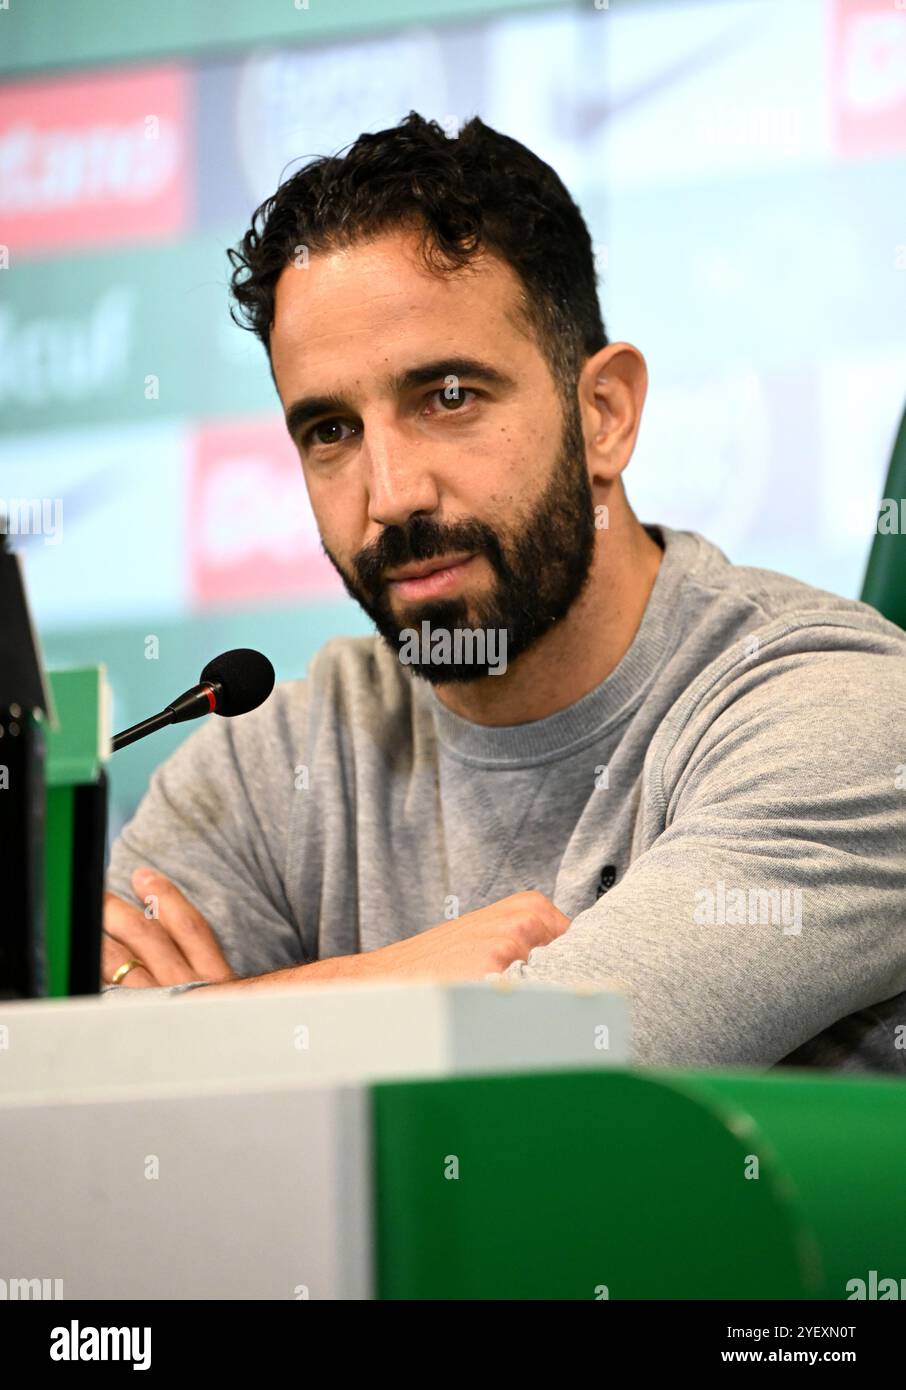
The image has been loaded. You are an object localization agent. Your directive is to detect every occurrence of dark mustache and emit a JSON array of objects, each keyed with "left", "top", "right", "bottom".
[{"left": 354, "top": 516, "right": 504, "bottom": 592}]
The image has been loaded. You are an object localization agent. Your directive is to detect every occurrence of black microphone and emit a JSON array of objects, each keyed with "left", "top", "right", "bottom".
[{"left": 111, "top": 649, "right": 275, "bottom": 752}]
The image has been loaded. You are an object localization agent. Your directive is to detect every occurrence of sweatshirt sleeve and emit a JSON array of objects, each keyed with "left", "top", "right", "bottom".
[
  {"left": 495, "top": 638, "right": 906, "bottom": 1069},
  {"left": 102, "top": 680, "right": 307, "bottom": 998}
]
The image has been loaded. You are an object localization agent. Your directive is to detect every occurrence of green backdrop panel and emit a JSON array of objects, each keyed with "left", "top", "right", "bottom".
[{"left": 1, "top": 0, "right": 572, "bottom": 76}]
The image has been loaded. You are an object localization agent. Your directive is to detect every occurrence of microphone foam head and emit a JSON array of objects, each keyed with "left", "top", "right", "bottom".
[{"left": 200, "top": 648, "right": 275, "bottom": 717}]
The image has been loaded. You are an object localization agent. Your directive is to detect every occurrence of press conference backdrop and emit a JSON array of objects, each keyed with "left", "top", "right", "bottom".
[{"left": 1, "top": 0, "right": 904, "bottom": 835}]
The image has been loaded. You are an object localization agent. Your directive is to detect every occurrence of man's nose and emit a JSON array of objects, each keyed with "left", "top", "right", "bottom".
[{"left": 364, "top": 428, "right": 441, "bottom": 529}]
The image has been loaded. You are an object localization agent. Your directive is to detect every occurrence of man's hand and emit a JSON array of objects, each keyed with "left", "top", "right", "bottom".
[
  {"left": 102, "top": 867, "right": 238, "bottom": 988},
  {"left": 352, "top": 890, "right": 572, "bottom": 983},
  {"left": 197, "top": 890, "right": 572, "bottom": 995}
]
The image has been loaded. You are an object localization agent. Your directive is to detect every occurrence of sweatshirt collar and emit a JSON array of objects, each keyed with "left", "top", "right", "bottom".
[{"left": 421, "top": 524, "right": 700, "bottom": 768}]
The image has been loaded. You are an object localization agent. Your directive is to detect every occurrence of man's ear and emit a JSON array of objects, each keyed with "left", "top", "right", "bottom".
[{"left": 579, "top": 343, "right": 648, "bottom": 488}]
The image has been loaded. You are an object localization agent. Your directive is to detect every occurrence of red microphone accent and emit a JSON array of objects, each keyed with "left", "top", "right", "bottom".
[{"left": 204, "top": 684, "right": 217, "bottom": 713}]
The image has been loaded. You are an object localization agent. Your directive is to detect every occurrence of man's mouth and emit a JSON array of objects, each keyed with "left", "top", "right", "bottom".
[{"left": 385, "top": 553, "right": 476, "bottom": 600}]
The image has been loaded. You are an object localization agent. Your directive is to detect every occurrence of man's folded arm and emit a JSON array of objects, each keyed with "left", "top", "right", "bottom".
[
  {"left": 102, "top": 684, "right": 308, "bottom": 998},
  {"left": 493, "top": 647, "right": 906, "bottom": 1069}
]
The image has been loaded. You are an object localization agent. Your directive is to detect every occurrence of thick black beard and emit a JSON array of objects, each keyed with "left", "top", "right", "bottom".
[{"left": 321, "top": 393, "right": 597, "bottom": 684}]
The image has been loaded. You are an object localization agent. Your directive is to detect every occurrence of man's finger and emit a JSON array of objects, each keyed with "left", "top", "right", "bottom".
[
  {"left": 130, "top": 868, "right": 237, "bottom": 982},
  {"left": 100, "top": 929, "right": 159, "bottom": 989},
  {"left": 104, "top": 889, "right": 200, "bottom": 985}
]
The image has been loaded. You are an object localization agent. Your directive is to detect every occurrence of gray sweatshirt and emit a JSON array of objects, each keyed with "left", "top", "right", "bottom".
[{"left": 104, "top": 524, "right": 906, "bottom": 1074}]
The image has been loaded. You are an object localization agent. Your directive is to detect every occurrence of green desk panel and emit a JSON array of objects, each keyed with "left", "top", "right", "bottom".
[{"left": 373, "top": 1068, "right": 822, "bottom": 1300}]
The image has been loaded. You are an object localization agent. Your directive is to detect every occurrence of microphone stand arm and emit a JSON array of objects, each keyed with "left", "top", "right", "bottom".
[{"left": 111, "top": 681, "right": 223, "bottom": 753}]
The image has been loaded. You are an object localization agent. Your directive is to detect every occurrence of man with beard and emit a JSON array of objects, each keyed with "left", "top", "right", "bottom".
[{"left": 103, "top": 115, "right": 906, "bottom": 1073}]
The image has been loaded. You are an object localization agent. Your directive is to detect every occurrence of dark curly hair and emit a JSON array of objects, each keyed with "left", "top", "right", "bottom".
[{"left": 227, "top": 111, "right": 608, "bottom": 398}]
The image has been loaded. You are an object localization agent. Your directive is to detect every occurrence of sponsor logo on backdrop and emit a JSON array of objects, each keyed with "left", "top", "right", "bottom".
[
  {"left": 0, "top": 65, "right": 190, "bottom": 257},
  {"left": 0, "top": 288, "right": 136, "bottom": 407},
  {"left": 189, "top": 417, "right": 341, "bottom": 609},
  {"left": 232, "top": 37, "right": 447, "bottom": 210}
]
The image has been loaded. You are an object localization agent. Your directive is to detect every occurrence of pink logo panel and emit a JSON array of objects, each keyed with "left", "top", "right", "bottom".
[
  {"left": 832, "top": 0, "right": 906, "bottom": 158},
  {"left": 189, "top": 417, "right": 341, "bottom": 610},
  {"left": 0, "top": 64, "right": 191, "bottom": 256}
]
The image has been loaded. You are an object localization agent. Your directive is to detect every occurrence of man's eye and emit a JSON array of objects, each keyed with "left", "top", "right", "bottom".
[
  {"left": 303, "top": 388, "right": 478, "bottom": 450},
  {"left": 429, "top": 386, "right": 477, "bottom": 413},
  {"left": 305, "top": 419, "right": 355, "bottom": 448}
]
